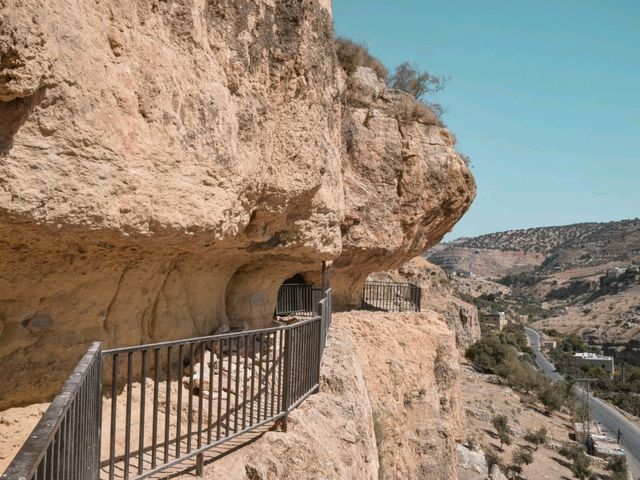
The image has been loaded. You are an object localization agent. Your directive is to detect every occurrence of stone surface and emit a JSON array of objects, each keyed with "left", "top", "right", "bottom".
[
  {"left": 330, "top": 71, "right": 476, "bottom": 309},
  {"left": 192, "top": 318, "right": 379, "bottom": 480},
  {"left": 184, "top": 310, "right": 463, "bottom": 480},
  {"left": 335, "top": 311, "right": 463, "bottom": 480},
  {"left": 456, "top": 444, "right": 489, "bottom": 477},
  {"left": 368, "top": 256, "right": 481, "bottom": 348},
  {"left": 0, "top": 0, "right": 475, "bottom": 408}
]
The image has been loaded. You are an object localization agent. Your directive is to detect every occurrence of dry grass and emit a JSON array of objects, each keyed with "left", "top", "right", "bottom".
[
  {"left": 394, "top": 95, "right": 442, "bottom": 126},
  {"left": 335, "top": 37, "right": 388, "bottom": 81}
]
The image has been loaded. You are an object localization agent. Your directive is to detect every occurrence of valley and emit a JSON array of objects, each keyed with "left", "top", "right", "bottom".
[{"left": 427, "top": 219, "right": 640, "bottom": 352}]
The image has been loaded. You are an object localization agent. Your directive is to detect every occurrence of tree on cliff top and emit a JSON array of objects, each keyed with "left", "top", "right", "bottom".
[{"left": 389, "top": 62, "right": 448, "bottom": 99}]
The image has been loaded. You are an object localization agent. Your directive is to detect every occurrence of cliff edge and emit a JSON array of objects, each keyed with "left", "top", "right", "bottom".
[{"left": 0, "top": 0, "right": 475, "bottom": 409}]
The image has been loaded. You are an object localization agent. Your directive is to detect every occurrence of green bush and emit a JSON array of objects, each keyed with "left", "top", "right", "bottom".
[
  {"left": 606, "top": 455, "right": 628, "bottom": 480},
  {"left": 559, "top": 443, "right": 595, "bottom": 480},
  {"left": 492, "top": 414, "right": 512, "bottom": 450},
  {"left": 466, "top": 325, "right": 545, "bottom": 395},
  {"left": 537, "top": 382, "right": 566, "bottom": 415},
  {"left": 511, "top": 446, "right": 533, "bottom": 470},
  {"left": 466, "top": 334, "right": 518, "bottom": 371}
]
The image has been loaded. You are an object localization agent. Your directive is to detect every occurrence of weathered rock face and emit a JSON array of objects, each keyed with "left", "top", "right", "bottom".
[
  {"left": 330, "top": 67, "right": 476, "bottom": 308},
  {"left": 368, "top": 256, "right": 481, "bottom": 348},
  {"left": 0, "top": 0, "right": 342, "bottom": 407},
  {"left": 186, "top": 311, "right": 463, "bottom": 480},
  {"left": 190, "top": 320, "right": 380, "bottom": 480},
  {"left": 0, "top": 0, "right": 475, "bottom": 408},
  {"left": 336, "top": 311, "right": 463, "bottom": 480}
]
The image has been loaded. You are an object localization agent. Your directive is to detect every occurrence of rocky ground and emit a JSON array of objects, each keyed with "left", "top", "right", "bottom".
[
  {"left": 457, "top": 365, "right": 610, "bottom": 480},
  {"left": 184, "top": 310, "right": 465, "bottom": 480},
  {"left": 0, "top": 309, "right": 469, "bottom": 480},
  {"left": 0, "top": 403, "right": 48, "bottom": 471}
]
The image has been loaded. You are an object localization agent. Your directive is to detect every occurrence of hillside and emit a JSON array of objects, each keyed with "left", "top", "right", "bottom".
[
  {"left": 427, "top": 219, "right": 640, "bottom": 349},
  {"left": 429, "top": 219, "right": 640, "bottom": 276}
]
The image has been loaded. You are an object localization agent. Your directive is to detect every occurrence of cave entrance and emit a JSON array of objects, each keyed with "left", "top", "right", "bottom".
[
  {"left": 276, "top": 273, "right": 319, "bottom": 317},
  {"left": 282, "top": 273, "right": 309, "bottom": 285}
]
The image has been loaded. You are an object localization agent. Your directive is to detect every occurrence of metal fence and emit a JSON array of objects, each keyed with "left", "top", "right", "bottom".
[
  {"left": 276, "top": 284, "right": 323, "bottom": 317},
  {"left": 361, "top": 281, "right": 421, "bottom": 312},
  {"left": 1, "top": 342, "right": 103, "bottom": 480},
  {"left": 3, "top": 289, "right": 332, "bottom": 480}
]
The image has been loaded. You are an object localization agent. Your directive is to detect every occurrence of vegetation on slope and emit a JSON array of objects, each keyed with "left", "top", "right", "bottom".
[
  {"left": 334, "top": 37, "right": 447, "bottom": 127},
  {"left": 548, "top": 335, "right": 640, "bottom": 417},
  {"left": 466, "top": 324, "right": 567, "bottom": 414}
]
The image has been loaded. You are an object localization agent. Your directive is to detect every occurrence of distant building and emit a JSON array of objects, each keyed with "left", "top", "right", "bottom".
[
  {"left": 542, "top": 340, "right": 557, "bottom": 350},
  {"left": 604, "top": 267, "right": 626, "bottom": 280},
  {"left": 573, "top": 352, "right": 615, "bottom": 376},
  {"left": 454, "top": 270, "right": 474, "bottom": 278},
  {"left": 479, "top": 312, "right": 507, "bottom": 334}
]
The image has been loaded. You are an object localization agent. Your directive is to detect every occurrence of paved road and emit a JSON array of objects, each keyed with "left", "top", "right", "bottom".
[{"left": 525, "top": 327, "right": 640, "bottom": 478}]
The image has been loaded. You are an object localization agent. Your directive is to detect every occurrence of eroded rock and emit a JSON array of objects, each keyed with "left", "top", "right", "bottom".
[{"left": 0, "top": 0, "right": 475, "bottom": 408}]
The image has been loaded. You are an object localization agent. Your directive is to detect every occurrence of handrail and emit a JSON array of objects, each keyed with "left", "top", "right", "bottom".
[
  {"left": 102, "top": 288, "right": 332, "bottom": 479},
  {"left": 1, "top": 342, "right": 103, "bottom": 480},
  {"left": 362, "top": 281, "right": 421, "bottom": 312},
  {"left": 103, "top": 315, "right": 321, "bottom": 355},
  {"left": 3, "top": 289, "right": 332, "bottom": 480}
]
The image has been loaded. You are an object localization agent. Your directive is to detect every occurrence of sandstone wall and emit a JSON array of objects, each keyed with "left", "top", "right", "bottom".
[
  {"left": 330, "top": 68, "right": 476, "bottom": 308},
  {"left": 0, "top": 0, "right": 475, "bottom": 408}
]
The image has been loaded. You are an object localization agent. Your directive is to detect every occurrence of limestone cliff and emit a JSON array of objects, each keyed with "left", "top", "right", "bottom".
[
  {"left": 0, "top": 0, "right": 475, "bottom": 408},
  {"left": 331, "top": 69, "right": 476, "bottom": 308},
  {"left": 189, "top": 311, "right": 462, "bottom": 480}
]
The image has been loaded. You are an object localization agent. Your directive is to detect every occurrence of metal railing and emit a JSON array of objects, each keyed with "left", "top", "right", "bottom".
[
  {"left": 1, "top": 342, "right": 103, "bottom": 480},
  {"left": 101, "top": 287, "right": 332, "bottom": 480},
  {"left": 276, "top": 284, "right": 323, "bottom": 317},
  {"left": 3, "top": 289, "right": 332, "bottom": 480},
  {"left": 361, "top": 281, "right": 421, "bottom": 312}
]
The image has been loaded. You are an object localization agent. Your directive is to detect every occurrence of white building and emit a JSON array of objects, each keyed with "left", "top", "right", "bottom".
[{"left": 573, "top": 352, "right": 615, "bottom": 375}]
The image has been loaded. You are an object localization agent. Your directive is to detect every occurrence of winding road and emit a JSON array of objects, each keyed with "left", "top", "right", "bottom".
[{"left": 525, "top": 327, "right": 640, "bottom": 479}]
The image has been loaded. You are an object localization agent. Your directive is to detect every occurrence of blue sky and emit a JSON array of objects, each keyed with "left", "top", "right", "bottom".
[{"left": 333, "top": 0, "right": 640, "bottom": 239}]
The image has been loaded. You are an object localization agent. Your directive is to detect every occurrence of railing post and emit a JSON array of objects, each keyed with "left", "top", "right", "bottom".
[
  {"left": 195, "top": 453, "right": 204, "bottom": 476},
  {"left": 315, "top": 311, "right": 323, "bottom": 393},
  {"left": 280, "top": 328, "right": 293, "bottom": 432},
  {"left": 94, "top": 346, "right": 103, "bottom": 480}
]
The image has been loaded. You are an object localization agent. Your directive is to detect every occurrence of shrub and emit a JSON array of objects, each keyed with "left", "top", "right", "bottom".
[
  {"left": 497, "top": 359, "right": 542, "bottom": 393},
  {"left": 571, "top": 452, "right": 594, "bottom": 480},
  {"left": 524, "top": 427, "right": 547, "bottom": 447},
  {"left": 559, "top": 443, "right": 594, "bottom": 480},
  {"left": 511, "top": 446, "right": 533, "bottom": 471},
  {"left": 485, "top": 451, "right": 502, "bottom": 472},
  {"left": 606, "top": 455, "right": 628, "bottom": 480},
  {"left": 334, "top": 37, "right": 388, "bottom": 80},
  {"left": 492, "top": 414, "right": 512, "bottom": 450},
  {"left": 537, "top": 382, "right": 566, "bottom": 415},
  {"left": 466, "top": 333, "right": 518, "bottom": 372},
  {"left": 393, "top": 96, "right": 441, "bottom": 126},
  {"left": 559, "top": 334, "right": 587, "bottom": 353}
]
